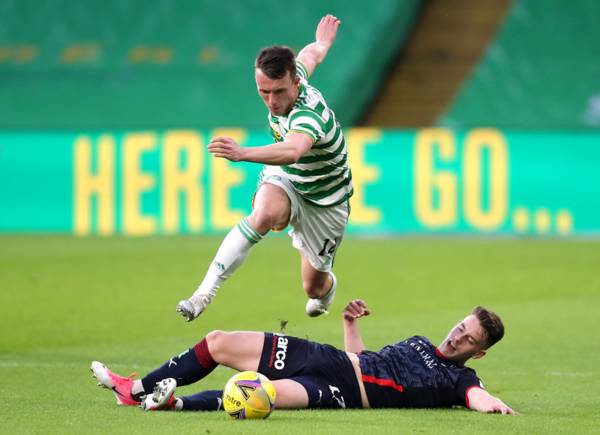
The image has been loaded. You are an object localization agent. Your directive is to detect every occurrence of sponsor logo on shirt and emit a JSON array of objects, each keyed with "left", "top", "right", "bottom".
[
  {"left": 268, "top": 333, "right": 289, "bottom": 370},
  {"left": 409, "top": 340, "right": 438, "bottom": 369}
]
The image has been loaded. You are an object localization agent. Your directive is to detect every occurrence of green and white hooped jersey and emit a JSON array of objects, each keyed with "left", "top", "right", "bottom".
[{"left": 265, "top": 61, "right": 353, "bottom": 207}]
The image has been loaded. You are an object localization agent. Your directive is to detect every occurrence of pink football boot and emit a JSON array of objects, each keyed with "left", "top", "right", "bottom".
[{"left": 91, "top": 361, "right": 141, "bottom": 406}]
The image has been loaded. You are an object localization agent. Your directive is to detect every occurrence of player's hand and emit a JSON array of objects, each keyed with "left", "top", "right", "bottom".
[
  {"left": 208, "top": 136, "right": 245, "bottom": 162},
  {"left": 315, "top": 14, "right": 341, "bottom": 47},
  {"left": 468, "top": 388, "right": 519, "bottom": 416},
  {"left": 487, "top": 400, "right": 518, "bottom": 415},
  {"left": 343, "top": 299, "right": 370, "bottom": 321}
]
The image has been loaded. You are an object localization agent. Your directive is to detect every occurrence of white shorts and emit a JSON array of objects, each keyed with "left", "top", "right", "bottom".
[{"left": 258, "top": 166, "right": 350, "bottom": 272}]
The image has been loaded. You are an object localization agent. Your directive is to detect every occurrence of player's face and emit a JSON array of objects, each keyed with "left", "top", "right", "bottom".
[
  {"left": 255, "top": 68, "right": 300, "bottom": 116},
  {"left": 438, "top": 314, "right": 487, "bottom": 364}
]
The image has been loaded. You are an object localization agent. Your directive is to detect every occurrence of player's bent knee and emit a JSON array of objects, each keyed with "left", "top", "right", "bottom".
[
  {"left": 249, "top": 209, "right": 278, "bottom": 233},
  {"left": 250, "top": 186, "right": 291, "bottom": 231},
  {"left": 205, "top": 330, "right": 228, "bottom": 355}
]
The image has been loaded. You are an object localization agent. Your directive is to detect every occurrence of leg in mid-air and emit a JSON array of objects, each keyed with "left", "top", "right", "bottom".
[
  {"left": 176, "top": 183, "right": 291, "bottom": 321},
  {"left": 91, "top": 330, "right": 265, "bottom": 407},
  {"left": 288, "top": 198, "right": 348, "bottom": 317},
  {"left": 301, "top": 253, "right": 337, "bottom": 317}
]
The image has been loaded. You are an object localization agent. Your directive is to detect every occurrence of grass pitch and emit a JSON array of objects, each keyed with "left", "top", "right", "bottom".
[{"left": 1, "top": 235, "right": 599, "bottom": 434}]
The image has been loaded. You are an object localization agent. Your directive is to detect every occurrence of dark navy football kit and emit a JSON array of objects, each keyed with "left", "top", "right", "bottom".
[
  {"left": 258, "top": 333, "right": 482, "bottom": 409},
  {"left": 258, "top": 333, "right": 363, "bottom": 409}
]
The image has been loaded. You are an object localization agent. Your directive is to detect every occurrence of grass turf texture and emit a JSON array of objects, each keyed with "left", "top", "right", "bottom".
[{"left": 1, "top": 235, "right": 598, "bottom": 434}]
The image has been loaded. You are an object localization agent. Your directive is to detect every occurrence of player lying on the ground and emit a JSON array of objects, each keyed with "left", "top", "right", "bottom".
[
  {"left": 177, "top": 14, "right": 353, "bottom": 321},
  {"left": 91, "top": 299, "right": 517, "bottom": 414}
]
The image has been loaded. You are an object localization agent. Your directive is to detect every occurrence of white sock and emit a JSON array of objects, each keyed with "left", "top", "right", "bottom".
[
  {"left": 191, "top": 218, "right": 263, "bottom": 303},
  {"left": 316, "top": 272, "right": 337, "bottom": 300},
  {"left": 131, "top": 380, "right": 144, "bottom": 396},
  {"left": 174, "top": 398, "right": 183, "bottom": 411},
  {"left": 326, "top": 272, "right": 337, "bottom": 296}
]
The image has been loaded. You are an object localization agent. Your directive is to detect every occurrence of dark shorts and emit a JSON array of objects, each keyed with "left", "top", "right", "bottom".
[{"left": 258, "top": 333, "right": 362, "bottom": 409}]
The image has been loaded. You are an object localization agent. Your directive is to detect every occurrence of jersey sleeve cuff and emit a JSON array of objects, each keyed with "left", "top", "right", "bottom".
[
  {"left": 288, "top": 129, "right": 317, "bottom": 143},
  {"left": 296, "top": 61, "right": 308, "bottom": 80}
]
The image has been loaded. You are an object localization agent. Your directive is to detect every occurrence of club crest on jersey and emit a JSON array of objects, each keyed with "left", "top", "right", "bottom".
[{"left": 271, "top": 125, "right": 284, "bottom": 142}]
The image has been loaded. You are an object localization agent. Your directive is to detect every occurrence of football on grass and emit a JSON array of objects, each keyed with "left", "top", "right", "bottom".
[{"left": 222, "top": 371, "right": 276, "bottom": 419}]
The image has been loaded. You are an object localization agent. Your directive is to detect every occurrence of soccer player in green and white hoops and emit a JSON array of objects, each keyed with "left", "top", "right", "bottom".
[{"left": 177, "top": 14, "right": 352, "bottom": 321}]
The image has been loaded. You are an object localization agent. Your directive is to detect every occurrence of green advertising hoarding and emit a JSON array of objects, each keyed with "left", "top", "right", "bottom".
[{"left": 0, "top": 128, "right": 597, "bottom": 236}]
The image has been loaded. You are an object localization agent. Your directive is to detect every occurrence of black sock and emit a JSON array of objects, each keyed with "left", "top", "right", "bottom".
[
  {"left": 181, "top": 390, "right": 224, "bottom": 411},
  {"left": 141, "top": 339, "right": 217, "bottom": 393}
]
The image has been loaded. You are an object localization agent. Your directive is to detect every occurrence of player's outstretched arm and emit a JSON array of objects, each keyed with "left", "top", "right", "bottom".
[
  {"left": 208, "top": 133, "right": 313, "bottom": 165},
  {"left": 297, "top": 14, "right": 341, "bottom": 79},
  {"left": 343, "top": 299, "right": 370, "bottom": 354},
  {"left": 467, "top": 387, "right": 518, "bottom": 415}
]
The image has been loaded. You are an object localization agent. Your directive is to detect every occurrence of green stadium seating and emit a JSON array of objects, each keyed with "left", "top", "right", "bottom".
[
  {"left": 0, "top": 0, "right": 420, "bottom": 129},
  {"left": 438, "top": 0, "right": 600, "bottom": 129}
]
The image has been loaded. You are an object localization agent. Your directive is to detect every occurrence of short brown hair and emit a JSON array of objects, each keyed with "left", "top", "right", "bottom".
[
  {"left": 255, "top": 45, "right": 296, "bottom": 80},
  {"left": 472, "top": 306, "right": 504, "bottom": 349}
]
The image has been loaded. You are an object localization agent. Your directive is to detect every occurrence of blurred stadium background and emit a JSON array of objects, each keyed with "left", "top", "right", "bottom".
[
  {"left": 1, "top": 1, "right": 599, "bottom": 433},
  {"left": 2, "top": 0, "right": 599, "bottom": 236}
]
